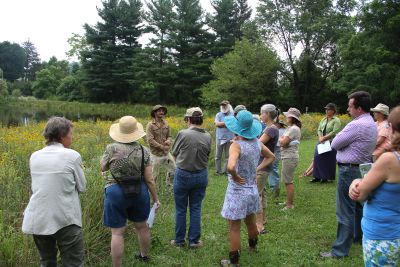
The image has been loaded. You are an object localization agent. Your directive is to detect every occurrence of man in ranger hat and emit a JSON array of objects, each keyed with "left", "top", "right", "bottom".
[
  {"left": 215, "top": 100, "right": 234, "bottom": 175},
  {"left": 146, "top": 105, "right": 176, "bottom": 186}
]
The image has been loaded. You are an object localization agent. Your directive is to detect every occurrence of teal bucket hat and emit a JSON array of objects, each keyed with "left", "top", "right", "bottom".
[{"left": 224, "top": 110, "right": 262, "bottom": 139}]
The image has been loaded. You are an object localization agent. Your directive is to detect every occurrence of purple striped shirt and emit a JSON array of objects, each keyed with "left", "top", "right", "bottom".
[{"left": 331, "top": 113, "right": 377, "bottom": 164}]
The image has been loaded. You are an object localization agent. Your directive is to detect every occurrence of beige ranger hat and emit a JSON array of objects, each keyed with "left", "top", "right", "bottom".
[
  {"left": 371, "top": 103, "right": 389, "bottom": 116},
  {"left": 109, "top": 116, "right": 146, "bottom": 143}
]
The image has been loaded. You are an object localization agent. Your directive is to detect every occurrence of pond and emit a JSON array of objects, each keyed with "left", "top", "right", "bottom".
[
  {"left": 1, "top": 101, "right": 120, "bottom": 127},
  {"left": 0, "top": 99, "right": 188, "bottom": 127}
]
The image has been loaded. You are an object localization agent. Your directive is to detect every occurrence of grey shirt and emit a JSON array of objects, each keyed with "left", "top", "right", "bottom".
[{"left": 172, "top": 126, "right": 212, "bottom": 172}]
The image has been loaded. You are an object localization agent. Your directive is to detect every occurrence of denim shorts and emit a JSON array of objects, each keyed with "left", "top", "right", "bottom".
[{"left": 103, "top": 182, "right": 150, "bottom": 228}]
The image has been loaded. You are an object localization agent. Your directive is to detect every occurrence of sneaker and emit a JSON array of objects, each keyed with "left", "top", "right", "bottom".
[
  {"left": 310, "top": 178, "right": 321, "bottom": 183},
  {"left": 134, "top": 252, "right": 150, "bottom": 262},
  {"left": 170, "top": 239, "right": 185, "bottom": 248},
  {"left": 258, "top": 229, "right": 268, "bottom": 235},
  {"left": 189, "top": 240, "right": 203, "bottom": 249},
  {"left": 278, "top": 202, "right": 287, "bottom": 206},
  {"left": 280, "top": 205, "right": 294, "bottom": 211}
]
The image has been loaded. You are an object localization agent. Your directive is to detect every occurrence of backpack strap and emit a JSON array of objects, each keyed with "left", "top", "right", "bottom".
[{"left": 111, "top": 145, "right": 144, "bottom": 181}]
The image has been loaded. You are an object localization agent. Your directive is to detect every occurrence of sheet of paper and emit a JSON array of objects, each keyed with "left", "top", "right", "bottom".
[{"left": 317, "top": 141, "right": 332, "bottom": 154}]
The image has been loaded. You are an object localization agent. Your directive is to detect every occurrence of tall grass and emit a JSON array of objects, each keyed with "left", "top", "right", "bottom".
[{"left": 0, "top": 108, "right": 362, "bottom": 266}]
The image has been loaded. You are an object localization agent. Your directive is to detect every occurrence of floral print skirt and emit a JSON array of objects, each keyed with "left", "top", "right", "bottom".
[
  {"left": 363, "top": 238, "right": 400, "bottom": 267},
  {"left": 221, "top": 184, "right": 260, "bottom": 220}
]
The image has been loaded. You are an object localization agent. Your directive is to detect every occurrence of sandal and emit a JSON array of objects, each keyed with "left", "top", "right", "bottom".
[{"left": 220, "top": 259, "right": 239, "bottom": 267}]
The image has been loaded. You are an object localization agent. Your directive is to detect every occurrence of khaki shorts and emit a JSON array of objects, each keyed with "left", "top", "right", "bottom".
[
  {"left": 281, "top": 158, "right": 298, "bottom": 184},
  {"left": 256, "top": 170, "right": 270, "bottom": 210}
]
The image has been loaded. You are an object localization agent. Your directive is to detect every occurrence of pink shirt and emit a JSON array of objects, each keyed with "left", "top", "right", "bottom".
[{"left": 373, "top": 120, "right": 392, "bottom": 157}]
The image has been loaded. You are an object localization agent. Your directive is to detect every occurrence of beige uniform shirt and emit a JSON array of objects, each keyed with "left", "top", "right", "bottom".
[{"left": 146, "top": 119, "right": 172, "bottom": 156}]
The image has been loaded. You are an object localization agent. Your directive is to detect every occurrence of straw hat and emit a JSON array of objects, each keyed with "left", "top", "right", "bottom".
[
  {"left": 224, "top": 110, "right": 262, "bottom": 139},
  {"left": 371, "top": 103, "right": 389, "bottom": 116},
  {"left": 109, "top": 116, "right": 146, "bottom": 143},
  {"left": 283, "top": 108, "right": 301, "bottom": 122}
]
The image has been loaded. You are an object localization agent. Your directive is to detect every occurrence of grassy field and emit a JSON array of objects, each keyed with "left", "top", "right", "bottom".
[{"left": 0, "top": 113, "right": 363, "bottom": 266}]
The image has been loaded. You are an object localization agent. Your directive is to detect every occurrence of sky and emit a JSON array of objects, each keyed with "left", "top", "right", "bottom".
[{"left": 1, "top": 0, "right": 258, "bottom": 62}]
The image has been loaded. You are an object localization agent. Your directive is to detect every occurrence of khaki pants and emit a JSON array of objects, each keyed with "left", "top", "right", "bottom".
[
  {"left": 281, "top": 158, "right": 298, "bottom": 184},
  {"left": 256, "top": 170, "right": 271, "bottom": 211},
  {"left": 151, "top": 153, "right": 176, "bottom": 184}
]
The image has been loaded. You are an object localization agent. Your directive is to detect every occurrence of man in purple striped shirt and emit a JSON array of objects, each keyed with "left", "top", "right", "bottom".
[{"left": 320, "top": 91, "right": 377, "bottom": 259}]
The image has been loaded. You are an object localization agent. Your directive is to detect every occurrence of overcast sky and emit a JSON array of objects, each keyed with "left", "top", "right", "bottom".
[{"left": 1, "top": 0, "right": 257, "bottom": 62}]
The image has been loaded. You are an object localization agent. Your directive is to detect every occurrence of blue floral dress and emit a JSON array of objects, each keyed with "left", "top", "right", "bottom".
[{"left": 221, "top": 139, "right": 261, "bottom": 220}]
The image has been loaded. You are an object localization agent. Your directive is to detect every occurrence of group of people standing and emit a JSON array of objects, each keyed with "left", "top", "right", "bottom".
[{"left": 21, "top": 91, "right": 400, "bottom": 267}]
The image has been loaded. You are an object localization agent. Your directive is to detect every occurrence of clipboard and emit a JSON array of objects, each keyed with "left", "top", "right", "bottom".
[{"left": 317, "top": 141, "right": 332, "bottom": 154}]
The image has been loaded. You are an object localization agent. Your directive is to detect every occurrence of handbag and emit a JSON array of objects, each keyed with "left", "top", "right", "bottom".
[{"left": 111, "top": 145, "right": 144, "bottom": 198}]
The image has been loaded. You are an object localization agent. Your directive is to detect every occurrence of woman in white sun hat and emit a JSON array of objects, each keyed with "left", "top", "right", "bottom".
[
  {"left": 101, "top": 116, "right": 160, "bottom": 266},
  {"left": 371, "top": 103, "right": 392, "bottom": 161}
]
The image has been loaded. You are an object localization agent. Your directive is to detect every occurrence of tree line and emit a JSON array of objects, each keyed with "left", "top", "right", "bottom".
[{"left": 0, "top": 0, "right": 399, "bottom": 112}]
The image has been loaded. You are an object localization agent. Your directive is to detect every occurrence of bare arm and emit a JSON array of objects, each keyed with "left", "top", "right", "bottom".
[
  {"left": 256, "top": 143, "right": 275, "bottom": 172},
  {"left": 375, "top": 135, "right": 386, "bottom": 147},
  {"left": 144, "top": 165, "right": 161, "bottom": 210},
  {"left": 259, "top": 132, "right": 271, "bottom": 145},
  {"left": 279, "top": 136, "right": 291, "bottom": 148},
  {"left": 215, "top": 121, "right": 226, "bottom": 128},
  {"left": 227, "top": 142, "right": 245, "bottom": 185},
  {"left": 349, "top": 153, "right": 392, "bottom": 201}
]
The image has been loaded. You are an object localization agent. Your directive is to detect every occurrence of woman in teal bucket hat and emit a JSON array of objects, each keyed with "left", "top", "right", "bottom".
[{"left": 220, "top": 110, "right": 275, "bottom": 267}]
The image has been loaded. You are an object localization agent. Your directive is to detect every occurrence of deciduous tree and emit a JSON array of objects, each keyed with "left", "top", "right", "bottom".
[{"left": 202, "top": 39, "right": 280, "bottom": 110}]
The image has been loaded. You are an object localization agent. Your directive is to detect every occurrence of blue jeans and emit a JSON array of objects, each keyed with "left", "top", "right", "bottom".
[
  {"left": 268, "top": 149, "right": 281, "bottom": 189},
  {"left": 331, "top": 165, "right": 363, "bottom": 257},
  {"left": 173, "top": 168, "right": 208, "bottom": 245}
]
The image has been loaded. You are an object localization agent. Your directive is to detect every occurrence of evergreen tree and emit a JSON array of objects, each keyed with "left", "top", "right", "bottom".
[
  {"left": 209, "top": 0, "right": 252, "bottom": 57},
  {"left": 22, "top": 40, "right": 42, "bottom": 81},
  {"left": 0, "top": 41, "right": 26, "bottom": 81},
  {"left": 209, "top": 0, "right": 238, "bottom": 57},
  {"left": 170, "top": 0, "right": 214, "bottom": 105},
  {"left": 81, "top": 0, "right": 143, "bottom": 102},
  {"left": 145, "top": 0, "right": 176, "bottom": 102},
  {"left": 234, "top": 0, "right": 252, "bottom": 39}
]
